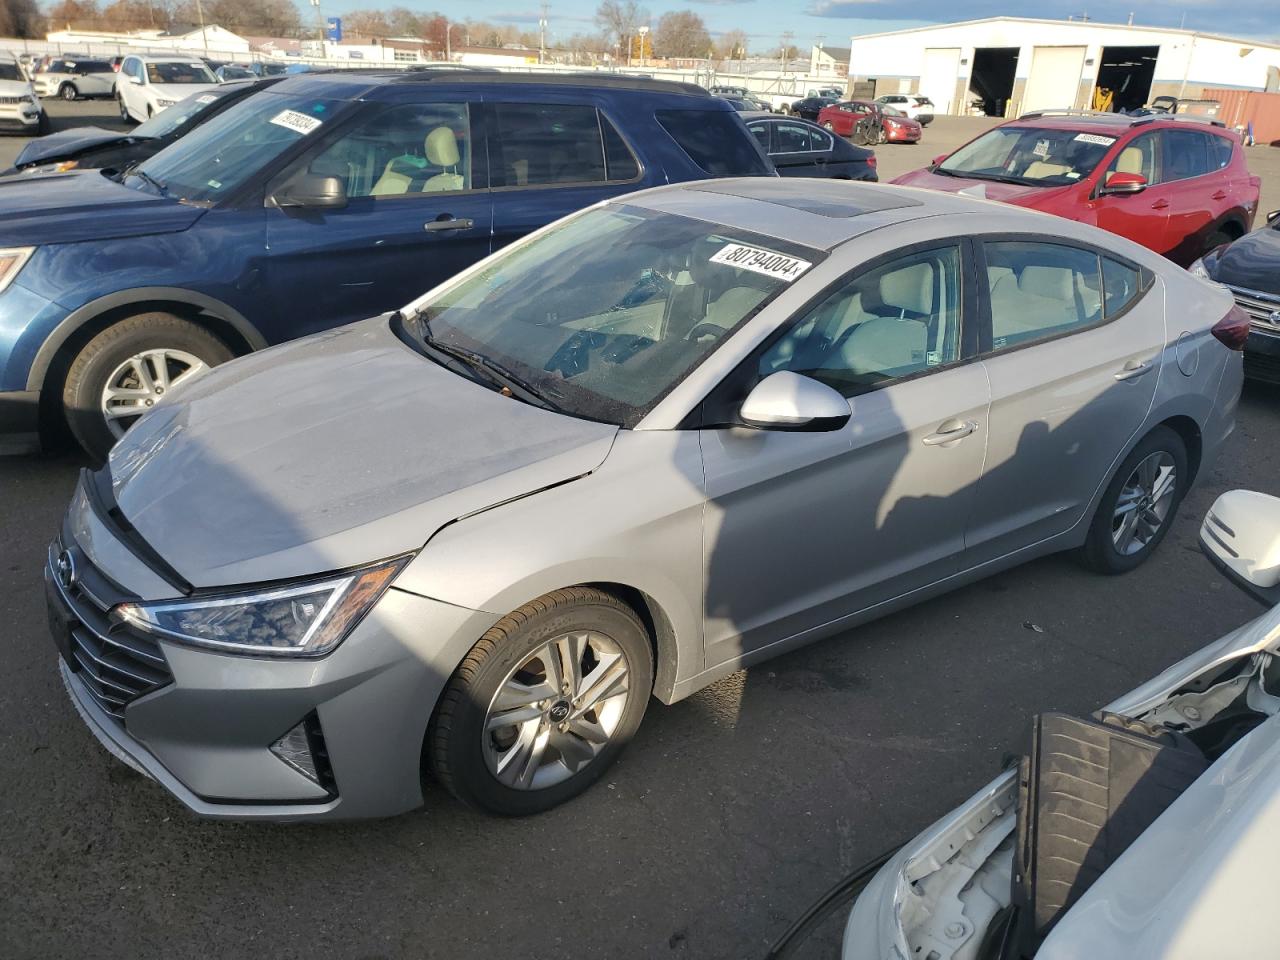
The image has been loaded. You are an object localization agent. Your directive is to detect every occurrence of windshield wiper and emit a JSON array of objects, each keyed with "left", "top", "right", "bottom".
[
  {"left": 413, "top": 316, "right": 561, "bottom": 411},
  {"left": 130, "top": 169, "right": 169, "bottom": 196}
]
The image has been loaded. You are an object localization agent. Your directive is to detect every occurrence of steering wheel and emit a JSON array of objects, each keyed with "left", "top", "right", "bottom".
[{"left": 686, "top": 322, "right": 728, "bottom": 343}]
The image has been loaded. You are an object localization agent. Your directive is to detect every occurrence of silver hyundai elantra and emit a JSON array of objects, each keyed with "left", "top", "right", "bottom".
[{"left": 47, "top": 179, "right": 1245, "bottom": 820}]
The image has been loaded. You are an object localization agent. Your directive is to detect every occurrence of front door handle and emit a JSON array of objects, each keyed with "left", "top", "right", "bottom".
[
  {"left": 424, "top": 217, "right": 474, "bottom": 232},
  {"left": 1150, "top": 198, "right": 1170, "bottom": 210},
  {"left": 1114, "top": 359, "right": 1154, "bottom": 381},
  {"left": 922, "top": 418, "right": 978, "bottom": 446}
]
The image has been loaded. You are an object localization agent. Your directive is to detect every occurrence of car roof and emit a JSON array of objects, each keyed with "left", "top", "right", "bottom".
[
  {"left": 268, "top": 68, "right": 710, "bottom": 101},
  {"left": 620, "top": 178, "right": 1067, "bottom": 252},
  {"left": 1008, "top": 110, "right": 1227, "bottom": 132}
]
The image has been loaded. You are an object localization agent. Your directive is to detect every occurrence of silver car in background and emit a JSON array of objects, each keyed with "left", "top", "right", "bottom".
[{"left": 46, "top": 180, "right": 1244, "bottom": 821}]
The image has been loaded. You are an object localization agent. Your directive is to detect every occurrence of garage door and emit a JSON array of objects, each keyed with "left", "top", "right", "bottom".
[
  {"left": 920, "top": 47, "right": 961, "bottom": 116},
  {"left": 1022, "top": 45, "right": 1087, "bottom": 114}
]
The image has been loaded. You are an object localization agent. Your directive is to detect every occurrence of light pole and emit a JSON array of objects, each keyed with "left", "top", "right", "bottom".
[
  {"left": 637, "top": 24, "right": 648, "bottom": 68},
  {"left": 310, "top": 0, "right": 324, "bottom": 57},
  {"left": 194, "top": 0, "right": 209, "bottom": 57}
]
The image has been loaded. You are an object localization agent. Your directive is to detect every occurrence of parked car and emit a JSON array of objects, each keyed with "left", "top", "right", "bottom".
[
  {"left": 788, "top": 95, "right": 836, "bottom": 121},
  {"left": 819, "top": 100, "right": 923, "bottom": 145},
  {"left": 45, "top": 179, "right": 1243, "bottom": 821},
  {"left": 0, "top": 70, "right": 772, "bottom": 458},
  {"left": 894, "top": 111, "right": 1261, "bottom": 266},
  {"left": 32, "top": 58, "right": 116, "bottom": 101},
  {"left": 709, "top": 84, "right": 749, "bottom": 98},
  {"left": 0, "top": 52, "right": 45, "bottom": 136},
  {"left": 5, "top": 79, "right": 277, "bottom": 176},
  {"left": 115, "top": 55, "right": 220, "bottom": 122},
  {"left": 840, "top": 487, "right": 1280, "bottom": 959},
  {"left": 250, "top": 62, "right": 289, "bottom": 78},
  {"left": 214, "top": 63, "right": 256, "bottom": 82},
  {"left": 745, "top": 113, "right": 877, "bottom": 180},
  {"left": 874, "top": 93, "right": 934, "bottom": 125},
  {"left": 1193, "top": 209, "right": 1280, "bottom": 383}
]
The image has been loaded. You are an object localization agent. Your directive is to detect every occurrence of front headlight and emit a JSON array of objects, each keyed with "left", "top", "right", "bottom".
[
  {"left": 0, "top": 247, "right": 34, "bottom": 294},
  {"left": 118, "top": 556, "right": 410, "bottom": 657},
  {"left": 1188, "top": 256, "right": 1214, "bottom": 281}
]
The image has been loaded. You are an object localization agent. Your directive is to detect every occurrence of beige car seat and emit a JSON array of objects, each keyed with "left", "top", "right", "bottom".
[
  {"left": 827, "top": 263, "right": 932, "bottom": 376},
  {"left": 371, "top": 126, "right": 466, "bottom": 196}
]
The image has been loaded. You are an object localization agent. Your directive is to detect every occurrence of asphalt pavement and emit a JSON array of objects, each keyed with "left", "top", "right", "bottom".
[{"left": 1, "top": 100, "right": 1279, "bottom": 960}]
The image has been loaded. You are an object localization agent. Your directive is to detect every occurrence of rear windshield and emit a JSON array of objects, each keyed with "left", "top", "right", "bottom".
[
  {"left": 656, "top": 109, "right": 772, "bottom": 177},
  {"left": 939, "top": 124, "right": 1117, "bottom": 186},
  {"left": 72, "top": 61, "right": 114, "bottom": 73}
]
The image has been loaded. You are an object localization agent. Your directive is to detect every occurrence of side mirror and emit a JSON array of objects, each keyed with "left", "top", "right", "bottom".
[
  {"left": 269, "top": 173, "right": 347, "bottom": 210},
  {"left": 1200, "top": 490, "right": 1280, "bottom": 607},
  {"left": 1100, "top": 171, "right": 1147, "bottom": 196},
  {"left": 1266, "top": 209, "right": 1280, "bottom": 225},
  {"left": 128, "top": 75, "right": 142, "bottom": 85},
  {"left": 739, "top": 371, "right": 850, "bottom": 431}
]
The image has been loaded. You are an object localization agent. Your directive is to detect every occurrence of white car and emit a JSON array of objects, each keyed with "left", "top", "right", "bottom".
[
  {"left": 0, "top": 53, "right": 45, "bottom": 135},
  {"left": 116, "top": 55, "right": 219, "bottom": 123},
  {"left": 33, "top": 57, "right": 117, "bottom": 101},
  {"left": 875, "top": 94, "right": 935, "bottom": 124},
  {"left": 835, "top": 488, "right": 1280, "bottom": 959}
]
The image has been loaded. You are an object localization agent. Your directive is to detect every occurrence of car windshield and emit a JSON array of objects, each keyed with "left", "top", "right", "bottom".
[
  {"left": 881, "top": 106, "right": 906, "bottom": 118},
  {"left": 938, "top": 125, "right": 1118, "bottom": 186},
  {"left": 0, "top": 62, "right": 20, "bottom": 81},
  {"left": 132, "top": 87, "right": 232, "bottom": 138},
  {"left": 127, "top": 90, "right": 346, "bottom": 203},
  {"left": 404, "top": 205, "right": 819, "bottom": 427},
  {"left": 145, "top": 61, "right": 216, "bottom": 84}
]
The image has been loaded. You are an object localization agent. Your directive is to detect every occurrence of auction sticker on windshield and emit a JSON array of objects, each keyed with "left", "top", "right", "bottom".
[
  {"left": 710, "top": 243, "right": 811, "bottom": 282},
  {"left": 1074, "top": 133, "right": 1117, "bottom": 146},
  {"left": 269, "top": 110, "right": 324, "bottom": 135}
]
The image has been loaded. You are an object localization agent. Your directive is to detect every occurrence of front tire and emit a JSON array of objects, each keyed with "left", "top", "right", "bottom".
[
  {"left": 59, "top": 82, "right": 78, "bottom": 101},
  {"left": 1079, "top": 426, "right": 1188, "bottom": 574},
  {"left": 61, "top": 312, "right": 233, "bottom": 462},
  {"left": 117, "top": 95, "right": 133, "bottom": 123},
  {"left": 428, "top": 587, "right": 654, "bottom": 816}
]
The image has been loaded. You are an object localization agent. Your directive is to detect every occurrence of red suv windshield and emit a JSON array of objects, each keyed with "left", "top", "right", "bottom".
[{"left": 938, "top": 125, "right": 1119, "bottom": 186}]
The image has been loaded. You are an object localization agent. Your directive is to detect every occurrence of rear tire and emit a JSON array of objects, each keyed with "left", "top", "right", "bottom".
[
  {"left": 1078, "top": 426, "right": 1188, "bottom": 574},
  {"left": 59, "top": 82, "right": 78, "bottom": 101},
  {"left": 428, "top": 587, "right": 654, "bottom": 816},
  {"left": 61, "top": 312, "right": 233, "bottom": 463},
  {"left": 1204, "top": 230, "right": 1235, "bottom": 258},
  {"left": 36, "top": 111, "right": 50, "bottom": 135}
]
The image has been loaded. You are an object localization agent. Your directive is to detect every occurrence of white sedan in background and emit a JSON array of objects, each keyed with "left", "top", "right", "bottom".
[{"left": 116, "top": 54, "right": 219, "bottom": 123}]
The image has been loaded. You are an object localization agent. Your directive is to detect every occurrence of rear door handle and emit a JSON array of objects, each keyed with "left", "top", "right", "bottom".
[
  {"left": 1150, "top": 199, "right": 1170, "bottom": 210},
  {"left": 1114, "top": 359, "right": 1154, "bottom": 381},
  {"left": 424, "top": 217, "right": 474, "bottom": 232},
  {"left": 922, "top": 419, "right": 978, "bottom": 446},
  {"left": 1211, "top": 190, "right": 1228, "bottom": 200}
]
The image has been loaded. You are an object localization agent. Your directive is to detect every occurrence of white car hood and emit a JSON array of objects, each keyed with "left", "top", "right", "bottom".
[
  {"left": 148, "top": 81, "right": 219, "bottom": 101},
  {"left": 0, "top": 79, "right": 32, "bottom": 96}
]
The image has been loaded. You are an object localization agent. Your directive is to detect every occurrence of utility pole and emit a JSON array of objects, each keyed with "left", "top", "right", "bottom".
[
  {"left": 781, "top": 30, "right": 793, "bottom": 75},
  {"left": 194, "top": 0, "right": 209, "bottom": 56},
  {"left": 310, "top": 0, "right": 324, "bottom": 56},
  {"left": 538, "top": 0, "right": 548, "bottom": 64}
]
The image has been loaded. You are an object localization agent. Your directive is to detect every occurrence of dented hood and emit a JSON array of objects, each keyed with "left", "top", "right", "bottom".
[{"left": 107, "top": 317, "right": 618, "bottom": 589}]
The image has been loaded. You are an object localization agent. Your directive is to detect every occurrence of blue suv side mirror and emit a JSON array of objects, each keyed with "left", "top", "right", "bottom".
[{"left": 269, "top": 173, "right": 347, "bottom": 210}]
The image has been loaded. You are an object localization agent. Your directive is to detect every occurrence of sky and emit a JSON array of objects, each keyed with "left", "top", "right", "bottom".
[{"left": 321, "top": 0, "right": 1280, "bottom": 50}]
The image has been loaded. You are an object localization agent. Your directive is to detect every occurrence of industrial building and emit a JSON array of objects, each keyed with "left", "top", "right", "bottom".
[{"left": 848, "top": 17, "right": 1280, "bottom": 117}]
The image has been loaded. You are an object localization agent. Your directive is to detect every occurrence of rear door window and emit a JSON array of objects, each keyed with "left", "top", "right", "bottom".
[
  {"left": 984, "top": 241, "right": 1104, "bottom": 350},
  {"left": 1162, "top": 129, "right": 1212, "bottom": 181},
  {"left": 1102, "top": 257, "right": 1145, "bottom": 317},
  {"left": 488, "top": 103, "right": 639, "bottom": 187},
  {"left": 774, "top": 122, "right": 813, "bottom": 154},
  {"left": 655, "top": 109, "right": 772, "bottom": 177},
  {"left": 1207, "top": 134, "right": 1234, "bottom": 171}
]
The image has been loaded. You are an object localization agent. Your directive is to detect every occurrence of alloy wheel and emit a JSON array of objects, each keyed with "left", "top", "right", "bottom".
[
  {"left": 482, "top": 631, "right": 631, "bottom": 790},
  {"left": 1111, "top": 451, "right": 1177, "bottom": 555},
  {"left": 99, "top": 348, "right": 208, "bottom": 438},
  {"left": 61, "top": 84, "right": 77, "bottom": 101}
]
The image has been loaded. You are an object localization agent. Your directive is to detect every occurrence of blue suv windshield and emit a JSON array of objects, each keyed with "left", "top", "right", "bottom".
[{"left": 127, "top": 91, "right": 347, "bottom": 203}]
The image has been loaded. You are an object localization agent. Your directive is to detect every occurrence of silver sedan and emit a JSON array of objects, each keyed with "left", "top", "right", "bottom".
[{"left": 47, "top": 179, "right": 1244, "bottom": 819}]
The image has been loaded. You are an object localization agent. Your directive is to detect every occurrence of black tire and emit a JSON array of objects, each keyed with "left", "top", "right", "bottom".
[
  {"left": 61, "top": 312, "right": 234, "bottom": 463},
  {"left": 1079, "top": 426, "right": 1188, "bottom": 574},
  {"left": 145, "top": 104, "right": 154, "bottom": 119},
  {"left": 36, "top": 111, "right": 50, "bottom": 136},
  {"left": 428, "top": 587, "right": 654, "bottom": 816},
  {"left": 59, "top": 82, "right": 77, "bottom": 101},
  {"left": 1204, "top": 230, "right": 1234, "bottom": 258},
  {"left": 117, "top": 96, "right": 132, "bottom": 123}
]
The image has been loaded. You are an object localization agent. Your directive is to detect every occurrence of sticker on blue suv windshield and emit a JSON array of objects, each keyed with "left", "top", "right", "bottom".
[
  {"left": 269, "top": 109, "right": 323, "bottom": 135},
  {"left": 710, "top": 243, "right": 811, "bottom": 282},
  {"left": 195, "top": 94, "right": 217, "bottom": 104},
  {"left": 1074, "top": 133, "right": 1117, "bottom": 146}
]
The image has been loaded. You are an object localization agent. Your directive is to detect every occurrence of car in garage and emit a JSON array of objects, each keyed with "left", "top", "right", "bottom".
[
  {"left": 839, "top": 487, "right": 1280, "bottom": 960},
  {"left": 5, "top": 79, "right": 278, "bottom": 176},
  {"left": 32, "top": 58, "right": 117, "bottom": 101},
  {"left": 745, "top": 113, "right": 877, "bottom": 180},
  {"left": 45, "top": 178, "right": 1242, "bottom": 822},
  {"left": 818, "top": 100, "right": 923, "bottom": 145},
  {"left": 115, "top": 55, "right": 220, "bottom": 122},
  {"left": 894, "top": 111, "right": 1261, "bottom": 266},
  {"left": 0, "top": 70, "right": 772, "bottom": 459},
  {"left": 1193, "top": 209, "right": 1280, "bottom": 383}
]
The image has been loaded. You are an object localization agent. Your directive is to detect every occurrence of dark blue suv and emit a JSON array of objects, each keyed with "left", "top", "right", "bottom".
[{"left": 0, "top": 70, "right": 772, "bottom": 458}]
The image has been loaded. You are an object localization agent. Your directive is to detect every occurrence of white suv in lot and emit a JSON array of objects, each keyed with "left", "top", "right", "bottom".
[
  {"left": 116, "top": 55, "right": 219, "bottom": 122},
  {"left": 34, "top": 57, "right": 117, "bottom": 101},
  {"left": 874, "top": 93, "right": 935, "bottom": 124},
  {"left": 0, "top": 53, "right": 45, "bottom": 134}
]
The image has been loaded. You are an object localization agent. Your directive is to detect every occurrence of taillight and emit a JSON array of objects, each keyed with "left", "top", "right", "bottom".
[
  {"left": 1211, "top": 304, "right": 1251, "bottom": 351},
  {"left": 867, "top": 155, "right": 877, "bottom": 167}
]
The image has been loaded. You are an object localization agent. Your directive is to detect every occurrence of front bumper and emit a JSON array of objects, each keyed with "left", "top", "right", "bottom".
[
  {"left": 1244, "top": 327, "right": 1280, "bottom": 384},
  {"left": 0, "top": 108, "right": 40, "bottom": 131},
  {"left": 885, "top": 127, "right": 921, "bottom": 143},
  {"left": 48, "top": 523, "right": 498, "bottom": 821}
]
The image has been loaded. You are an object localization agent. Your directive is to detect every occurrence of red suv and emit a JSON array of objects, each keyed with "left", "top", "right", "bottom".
[
  {"left": 817, "top": 100, "right": 922, "bottom": 145},
  {"left": 894, "top": 111, "right": 1260, "bottom": 266}
]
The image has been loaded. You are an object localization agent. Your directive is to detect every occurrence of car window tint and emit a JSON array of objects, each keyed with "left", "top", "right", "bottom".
[
  {"left": 748, "top": 122, "right": 770, "bottom": 150},
  {"left": 810, "top": 128, "right": 834, "bottom": 151},
  {"left": 1208, "top": 134, "right": 1234, "bottom": 170},
  {"left": 1102, "top": 257, "right": 1144, "bottom": 317},
  {"left": 1163, "top": 129, "right": 1212, "bottom": 181},
  {"left": 305, "top": 102, "right": 473, "bottom": 198},
  {"left": 775, "top": 123, "right": 812, "bottom": 153},
  {"left": 1106, "top": 132, "right": 1160, "bottom": 185},
  {"left": 487, "top": 102, "right": 608, "bottom": 187},
  {"left": 985, "top": 241, "right": 1103, "bottom": 350},
  {"left": 655, "top": 109, "right": 772, "bottom": 177},
  {"left": 601, "top": 113, "right": 640, "bottom": 181},
  {"left": 759, "top": 245, "right": 963, "bottom": 397}
]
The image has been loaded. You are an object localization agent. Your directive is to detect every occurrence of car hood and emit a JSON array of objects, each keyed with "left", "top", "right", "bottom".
[
  {"left": 106, "top": 316, "right": 620, "bottom": 590},
  {"left": 891, "top": 167, "right": 1074, "bottom": 206},
  {"left": 149, "top": 82, "right": 219, "bottom": 101},
  {"left": 13, "top": 126, "right": 132, "bottom": 168},
  {"left": 1209, "top": 225, "right": 1280, "bottom": 294},
  {"left": 0, "top": 79, "right": 31, "bottom": 96},
  {"left": 0, "top": 169, "right": 204, "bottom": 246}
]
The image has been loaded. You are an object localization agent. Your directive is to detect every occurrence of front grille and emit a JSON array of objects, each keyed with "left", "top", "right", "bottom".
[
  {"left": 48, "top": 542, "right": 173, "bottom": 723},
  {"left": 0, "top": 95, "right": 28, "bottom": 105},
  {"left": 1226, "top": 284, "right": 1280, "bottom": 334}
]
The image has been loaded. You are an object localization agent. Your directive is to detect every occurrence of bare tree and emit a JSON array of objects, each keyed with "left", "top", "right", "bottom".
[
  {"left": 714, "top": 28, "right": 748, "bottom": 61},
  {"left": 341, "top": 8, "right": 392, "bottom": 37},
  {"left": 100, "top": 0, "right": 172, "bottom": 30},
  {"left": 595, "top": 0, "right": 646, "bottom": 60},
  {"left": 1, "top": 0, "right": 41, "bottom": 35},
  {"left": 653, "top": 10, "right": 708, "bottom": 59},
  {"left": 45, "top": 0, "right": 101, "bottom": 29}
]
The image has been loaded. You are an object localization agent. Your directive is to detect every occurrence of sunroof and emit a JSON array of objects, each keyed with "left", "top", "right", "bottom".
[{"left": 687, "top": 179, "right": 924, "bottom": 218}]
